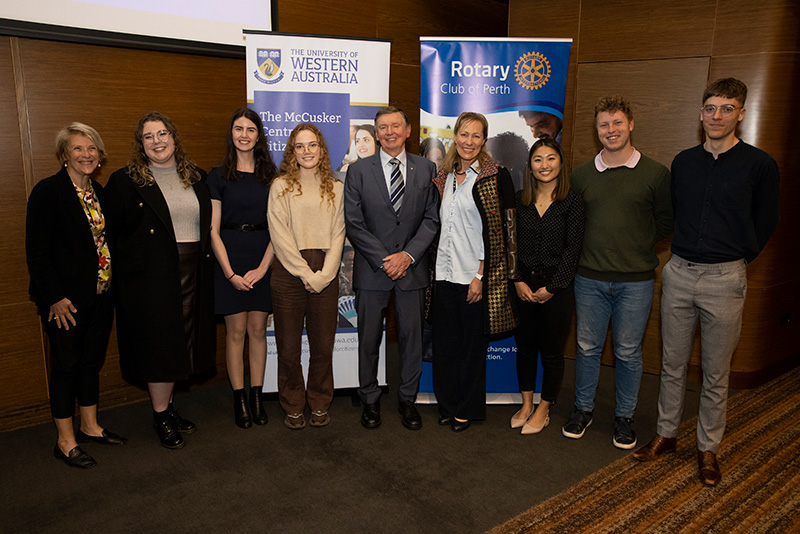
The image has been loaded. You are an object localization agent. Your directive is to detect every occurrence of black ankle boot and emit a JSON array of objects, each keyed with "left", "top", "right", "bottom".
[
  {"left": 166, "top": 402, "right": 196, "bottom": 434},
  {"left": 233, "top": 389, "right": 252, "bottom": 428},
  {"left": 249, "top": 386, "right": 268, "bottom": 425},
  {"left": 153, "top": 409, "right": 185, "bottom": 449}
]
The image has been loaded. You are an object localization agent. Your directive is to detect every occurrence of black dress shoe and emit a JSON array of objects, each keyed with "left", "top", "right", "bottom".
[
  {"left": 451, "top": 419, "right": 471, "bottom": 432},
  {"left": 398, "top": 400, "right": 422, "bottom": 430},
  {"left": 249, "top": 386, "right": 268, "bottom": 426},
  {"left": 76, "top": 428, "right": 128, "bottom": 445},
  {"left": 166, "top": 402, "right": 196, "bottom": 434},
  {"left": 438, "top": 415, "right": 453, "bottom": 426},
  {"left": 361, "top": 401, "right": 381, "bottom": 429},
  {"left": 54, "top": 445, "right": 96, "bottom": 469},
  {"left": 153, "top": 410, "right": 185, "bottom": 449},
  {"left": 233, "top": 389, "right": 252, "bottom": 429}
]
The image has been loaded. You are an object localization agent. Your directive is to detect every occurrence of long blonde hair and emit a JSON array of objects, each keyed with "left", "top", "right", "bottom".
[
  {"left": 441, "top": 112, "right": 492, "bottom": 174},
  {"left": 276, "top": 123, "right": 337, "bottom": 205},
  {"left": 126, "top": 111, "right": 201, "bottom": 188}
]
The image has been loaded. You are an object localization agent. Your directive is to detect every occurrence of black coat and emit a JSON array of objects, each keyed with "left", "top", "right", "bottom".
[
  {"left": 26, "top": 167, "right": 106, "bottom": 313},
  {"left": 103, "top": 167, "right": 216, "bottom": 382}
]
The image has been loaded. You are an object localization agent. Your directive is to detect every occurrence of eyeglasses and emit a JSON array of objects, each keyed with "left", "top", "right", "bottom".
[
  {"left": 294, "top": 142, "right": 320, "bottom": 152},
  {"left": 142, "top": 130, "right": 171, "bottom": 143},
  {"left": 701, "top": 105, "right": 740, "bottom": 116}
]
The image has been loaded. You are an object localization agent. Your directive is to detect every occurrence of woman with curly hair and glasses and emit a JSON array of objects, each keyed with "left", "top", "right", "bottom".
[
  {"left": 104, "top": 111, "right": 215, "bottom": 450},
  {"left": 267, "top": 123, "right": 345, "bottom": 429}
]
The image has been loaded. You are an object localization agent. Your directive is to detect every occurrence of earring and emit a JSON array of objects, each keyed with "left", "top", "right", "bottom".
[
  {"left": 64, "top": 162, "right": 68, "bottom": 167},
  {"left": 97, "top": 162, "right": 102, "bottom": 168}
]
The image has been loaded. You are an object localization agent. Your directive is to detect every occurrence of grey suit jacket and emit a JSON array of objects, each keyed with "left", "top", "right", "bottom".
[{"left": 344, "top": 151, "right": 439, "bottom": 292}]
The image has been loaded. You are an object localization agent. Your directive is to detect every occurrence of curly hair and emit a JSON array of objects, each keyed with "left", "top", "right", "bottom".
[
  {"left": 594, "top": 96, "right": 633, "bottom": 122},
  {"left": 520, "top": 137, "right": 571, "bottom": 206},
  {"left": 441, "top": 111, "right": 491, "bottom": 174},
  {"left": 55, "top": 122, "right": 108, "bottom": 167},
  {"left": 219, "top": 108, "right": 277, "bottom": 184},
  {"left": 126, "top": 111, "right": 201, "bottom": 188},
  {"left": 276, "top": 123, "right": 337, "bottom": 206}
]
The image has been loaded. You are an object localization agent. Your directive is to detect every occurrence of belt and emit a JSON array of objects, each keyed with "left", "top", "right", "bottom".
[{"left": 221, "top": 222, "right": 268, "bottom": 232}]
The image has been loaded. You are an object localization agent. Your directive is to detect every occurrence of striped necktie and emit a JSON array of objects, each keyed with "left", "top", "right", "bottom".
[{"left": 389, "top": 157, "right": 404, "bottom": 214}]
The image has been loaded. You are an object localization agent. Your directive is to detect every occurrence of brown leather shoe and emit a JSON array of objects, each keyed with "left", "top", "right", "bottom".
[
  {"left": 698, "top": 450, "right": 722, "bottom": 486},
  {"left": 633, "top": 434, "right": 677, "bottom": 462}
]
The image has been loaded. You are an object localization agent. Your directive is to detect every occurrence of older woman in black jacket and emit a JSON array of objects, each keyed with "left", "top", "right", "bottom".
[
  {"left": 26, "top": 122, "right": 126, "bottom": 469},
  {"left": 104, "top": 111, "right": 215, "bottom": 450}
]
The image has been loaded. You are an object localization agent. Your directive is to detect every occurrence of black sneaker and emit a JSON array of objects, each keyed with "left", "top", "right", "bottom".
[
  {"left": 613, "top": 416, "right": 637, "bottom": 449},
  {"left": 562, "top": 409, "right": 593, "bottom": 439}
]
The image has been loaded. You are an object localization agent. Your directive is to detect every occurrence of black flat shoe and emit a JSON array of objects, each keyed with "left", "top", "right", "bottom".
[
  {"left": 54, "top": 445, "right": 96, "bottom": 469},
  {"left": 451, "top": 419, "right": 471, "bottom": 432},
  {"left": 437, "top": 415, "right": 453, "bottom": 426},
  {"left": 76, "top": 428, "right": 128, "bottom": 445}
]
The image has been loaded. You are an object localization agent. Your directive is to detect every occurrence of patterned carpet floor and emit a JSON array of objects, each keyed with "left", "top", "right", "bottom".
[{"left": 489, "top": 366, "right": 800, "bottom": 534}]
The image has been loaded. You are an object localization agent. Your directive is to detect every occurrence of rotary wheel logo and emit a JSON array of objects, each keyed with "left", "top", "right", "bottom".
[{"left": 514, "top": 52, "right": 551, "bottom": 90}]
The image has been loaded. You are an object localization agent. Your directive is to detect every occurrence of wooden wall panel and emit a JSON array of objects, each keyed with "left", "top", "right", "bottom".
[
  {"left": 278, "top": 0, "right": 379, "bottom": 39},
  {"left": 0, "top": 38, "right": 51, "bottom": 430},
  {"left": 572, "top": 58, "right": 710, "bottom": 168},
  {"left": 713, "top": 0, "right": 800, "bottom": 56},
  {"left": 578, "top": 0, "right": 716, "bottom": 63}
]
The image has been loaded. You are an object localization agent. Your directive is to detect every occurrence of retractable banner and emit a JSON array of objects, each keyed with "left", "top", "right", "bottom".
[
  {"left": 245, "top": 32, "right": 391, "bottom": 391},
  {"left": 418, "top": 37, "right": 572, "bottom": 403}
]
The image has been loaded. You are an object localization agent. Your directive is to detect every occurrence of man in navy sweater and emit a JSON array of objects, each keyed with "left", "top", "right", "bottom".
[{"left": 634, "top": 78, "right": 780, "bottom": 486}]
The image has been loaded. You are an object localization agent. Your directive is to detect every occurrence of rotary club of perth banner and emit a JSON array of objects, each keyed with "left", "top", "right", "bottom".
[
  {"left": 417, "top": 37, "right": 572, "bottom": 403},
  {"left": 244, "top": 31, "right": 391, "bottom": 392}
]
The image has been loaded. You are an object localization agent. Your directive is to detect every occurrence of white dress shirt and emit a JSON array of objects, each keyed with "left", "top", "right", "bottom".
[{"left": 435, "top": 162, "right": 483, "bottom": 284}]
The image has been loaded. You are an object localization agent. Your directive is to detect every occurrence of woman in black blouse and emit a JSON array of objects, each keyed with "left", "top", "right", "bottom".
[{"left": 510, "top": 137, "right": 585, "bottom": 434}]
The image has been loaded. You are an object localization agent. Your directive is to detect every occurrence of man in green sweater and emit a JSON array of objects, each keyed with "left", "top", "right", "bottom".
[{"left": 562, "top": 96, "right": 673, "bottom": 449}]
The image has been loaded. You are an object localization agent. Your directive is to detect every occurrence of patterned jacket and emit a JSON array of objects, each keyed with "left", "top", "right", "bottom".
[{"left": 432, "top": 158, "right": 518, "bottom": 335}]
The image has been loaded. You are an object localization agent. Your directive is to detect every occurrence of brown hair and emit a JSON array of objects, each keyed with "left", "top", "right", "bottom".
[
  {"left": 702, "top": 77, "right": 747, "bottom": 106},
  {"left": 126, "top": 111, "right": 201, "bottom": 188},
  {"left": 275, "top": 123, "right": 338, "bottom": 206},
  {"left": 219, "top": 108, "right": 277, "bottom": 184},
  {"left": 594, "top": 96, "right": 633, "bottom": 122},
  {"left": 520, "top": 137, "right": 571, "bottom": 206},
  {"left": 441, "top": 111, "right": 491, "bottom": 174}
]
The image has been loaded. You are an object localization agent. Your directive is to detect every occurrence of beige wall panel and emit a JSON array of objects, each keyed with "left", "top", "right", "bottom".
[
  {"left": 571, "top": 58, "right": 710, "bottom": 168},
  {"left": 713, "top": 0, "right": 800, "bottom": 56},
  {"left": 578, "top": 0, "right": 715, "bottom": 63}
]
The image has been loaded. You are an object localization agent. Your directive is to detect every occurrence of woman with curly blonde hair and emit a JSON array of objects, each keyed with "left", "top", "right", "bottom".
[
  {"left": 267, "top": 123, "right": 345, "bottom": 429},
  {"left": 104, "top": 111, "right": 215, "bottom": 449}
]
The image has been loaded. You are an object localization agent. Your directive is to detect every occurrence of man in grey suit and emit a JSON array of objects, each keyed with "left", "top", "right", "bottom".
[{"left": 345, "top": 107, "right": 440, "bottom": 430}]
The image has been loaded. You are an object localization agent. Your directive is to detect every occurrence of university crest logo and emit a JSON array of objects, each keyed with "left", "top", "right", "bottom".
[
  {"left": 254, "top": 48, "right": 284, "bottom": 85},
  {"left": 514, "top": 52, "right": 551, "bottom": 90}
]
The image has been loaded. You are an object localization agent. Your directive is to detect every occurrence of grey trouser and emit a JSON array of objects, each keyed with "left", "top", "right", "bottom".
[{"left": 656, "top": 254, "right": 747, "bottom": 453}]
